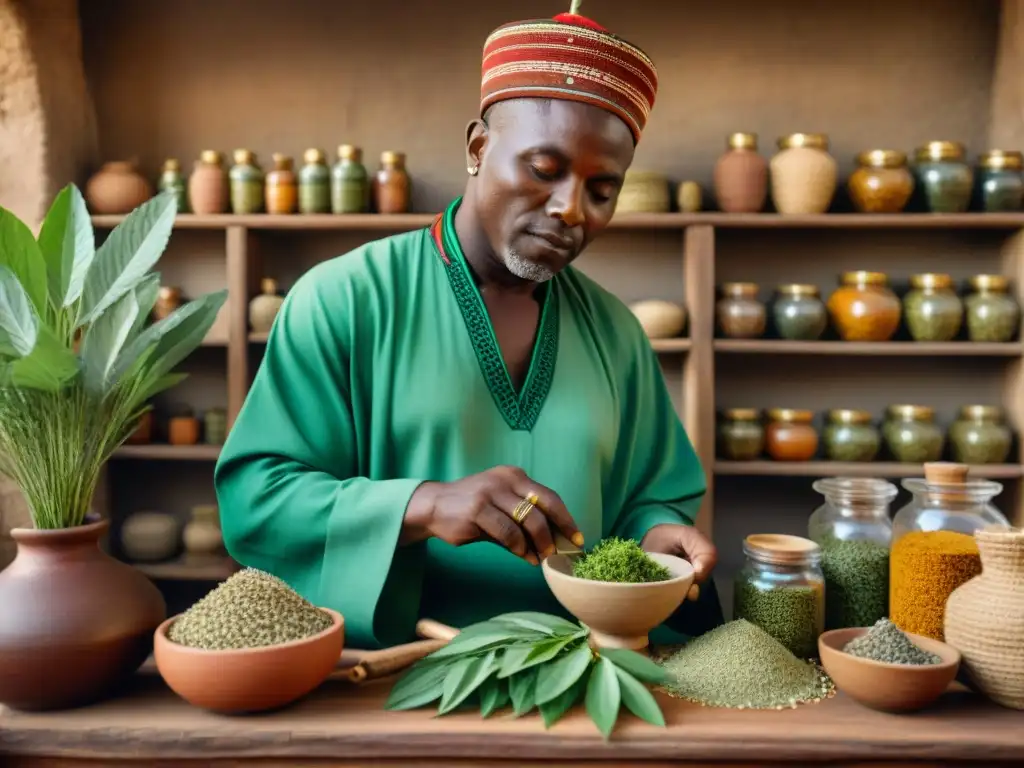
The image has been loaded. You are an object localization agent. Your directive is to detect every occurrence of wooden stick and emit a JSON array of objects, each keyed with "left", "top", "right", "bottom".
[
  {"left": 415, "top": 618, "right": 460, "bottom": 641},
  {"left": 341, "top": 638, "right": 448, "bottom": 683}
]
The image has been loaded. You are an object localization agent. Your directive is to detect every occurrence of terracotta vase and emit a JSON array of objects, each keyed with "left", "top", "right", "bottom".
[
  {"left": 84, "top": 161, "right": 154, "bottom": 215},
  {"left": 188, "top": 150, "right": 229, "bottom": 214},
  {"left": 0, "top": 519, "right": 167, "bottom": 711},
  {"left": 713, "top": 132, "right": 768, "bottom": 213},
  {"left": 944, "top": 526, "right": 1024, "bottom": 710}
]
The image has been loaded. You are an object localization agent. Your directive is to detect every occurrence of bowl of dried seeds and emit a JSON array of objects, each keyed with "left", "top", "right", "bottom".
[
  {"left": 153, "top": 568, "right": 344, "bottom": 713},
  {"left": 818, "top": 619, "right": 960, "bottom": 713}
]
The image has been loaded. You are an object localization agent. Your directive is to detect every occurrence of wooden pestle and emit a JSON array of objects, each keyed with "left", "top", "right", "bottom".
[{"left": 341, "top": 638, "right": 448, "bottom": 683}]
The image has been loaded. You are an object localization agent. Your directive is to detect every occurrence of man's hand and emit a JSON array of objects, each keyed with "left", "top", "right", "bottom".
[{"left": 641, "top": 523, "right": 718, "bottom": 600}]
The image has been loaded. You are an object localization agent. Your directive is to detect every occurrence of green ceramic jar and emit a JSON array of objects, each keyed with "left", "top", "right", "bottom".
[
  {"left": 771, "top": 283, "right": 827, "bottom": 340},
  {"left": 976, "top": 150, "right": 1024, "bottom": 212},
  {"left": 229, "top": 149, "right": 264, "bottom": 214},
  {"left": 903, "top": 273, "right": 964, "bottom": 342},
  {"left": 823, "top": 409, "right": 881, "bottom": 462},
  {"left": 949, "top": 405, "right": 1012, "bottom": 465},
  {"left": 965, "top": 274, "right": 1020, "bottom": 342},
  {"left": 717, "top": 408, "right": 765, "bottom": 461},
  {"left": 882, "top": 404, "right": 945, "bottom": 463},
  {"left": 158, "top": 158, "right": 188, "bottom": 213},
  {"left": 298, "top": 148, "right": 331, "bottom": 214},
  {"left": 331, "top": 144, "right": 369, "bottom": 214},
  {"left": 203, "top": 408, "right": 227, "bottom": 445},
  {"left": 912, "top": 141, "right": 973, "bottom": 213}
]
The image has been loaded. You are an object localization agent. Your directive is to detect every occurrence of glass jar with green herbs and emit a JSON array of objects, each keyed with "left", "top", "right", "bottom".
[
  {"left": 975, "top": 150, "right": 1024, "bottom": 212},
  {"left": 823, "top": 408, "right": 880, "bottom": 462},
  {"left": 964, "top": 274, "right": 1020, "bottom": 342},
  {"left": 912, "top": 141, "right": 973, "bottom": 213},
  {"left": 903, "top": 272, "right": 964, "bottom": 342},
  {"left": 808, "top": 477, "right": 897, "bottom": 630},
  {"left": 882, "top": 404, "right": 945, "bottom": 463},
  {"left": 717, "top": 408, "right": 764, "bottom": 461},
  {"left": 229, "top": 149, "right": 264, "bottom": 214},
  {"left": 949, "top": 405, "right": 1013, "bottom": 465},
  {"left": 771, "top": 283, "right": 827, "bottom": 340},
  {"left": 733, "top": 533, "right": 825, "bottom": 659}
]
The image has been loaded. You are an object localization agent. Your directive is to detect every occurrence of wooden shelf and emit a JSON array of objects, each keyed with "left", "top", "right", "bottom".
[
  {"left": 714, "top": 340, "right": 1022, "bottom": 356},
  {"left": 714, "top": 461, "right": 1024, "bottom": 479},
  {"left": 249, "top": 332, "right": 692, "bottom": 353},
  {"left": 132, "top": 556, "right": 238, "bottom": 581},
  {"left": 113, "top": 445, "right": 221, "bottom": 460}
]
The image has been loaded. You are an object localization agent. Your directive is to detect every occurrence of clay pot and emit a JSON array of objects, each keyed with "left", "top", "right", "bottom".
[
  {"left": 183, "top": 505, "right": 224, "bottom": 558},
  {"left": 169, "top": 415, "right": 200, "bottom": 445},
  {"left": 250, "top": 277, "right": 285, "bottom": 333},
  {"left": 188, "top": 150, "right": 229, "bottom": 214},
  {"left": 84, "top": 161, "right": 154, "bottom": 215},
  {"left": 629, "top": 299, "right": 686, "bottom": 339},
  {"left": 120, "top": 511, "right": 179, "bottom": 562},
  {"left": 944, "top": 526, "right": 1024, "bottom": 709},
  {"left": 126, "top": 410, "right": 153, "bottom": 444},
  {"left": 713, "top": 132, "right": 768, "bottom": 213},
  {"left": 153, "top": 286, "right": 182, "bottom": 321},
  {"left": 0, "top": 519, "right": 167, "bottom": 711}
]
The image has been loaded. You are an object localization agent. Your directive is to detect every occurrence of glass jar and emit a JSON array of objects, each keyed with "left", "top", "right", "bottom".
[
  {"left": 298, "top": 147, "right": 331, "bottom": 214},
  {"left": 912, "top": 141, "right": 973, "bottom": 213},
  {"left": 733, "top": 533, "right": 825, "bottom": 659},
  {"left": 229, "top": 149, "right": 264, "bottom": 214},
  {"left": 771, "top": 283, "right": 827, "bottom": 340},
  {"left": 949, "top": 405, "right": 1013, "bottom": 465},
  {"left": 882, "top": 404, "right": 945, "bottom": 463},
  {"left": 809, "top": 477, "right": 897, "bottom": 629},
  {"left": 373, "top": 150, "right": 411, "bottom": 214},
  {"left": 964, "top": 274, "right": 1020, "bottom": 342},
  {"left": 823, "top": 408, "right": 881, "bottom": 462},
  {"left": 890, "top": 461, "right": 1010, "bottom": 640},
  {"left": 847, "top": 149, "right": 914, "bottom": 213},
  {"left": 769, "top": 133, "right": 837, "bottom": 214},
  {"left": 712, "top": 131, "right": 768, "bottom": 213},
  {"left": 826, "top": 271, "right": 902, "bottom": 342},
  {"left": 158, "top": 157, "right": 188, "bottom": 213},
  {"left": 715, "top": 282, "right": 765, "bottom": 338},
  {"left": 765, "top": 408, "right": 818, "bottom": 461},
  {"left": 976, "top": 150, "right": 1024, "bottom": 212},
  {"left": 332, "top": 144, "right": 370, "bottom": 214},
  {"left": 717, "top": 408, "right": 764, "bottom": 461},
  {"left": 903, "top": 272, "right": 964, "bottom": 342},
  {"left": 265, "top": 153, "right": 297, "bottom": 215}
]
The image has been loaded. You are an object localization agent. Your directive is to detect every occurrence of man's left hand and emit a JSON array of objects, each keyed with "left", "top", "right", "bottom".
[{"left": 641, "top": 523, "right": 718, "bottom": 585}]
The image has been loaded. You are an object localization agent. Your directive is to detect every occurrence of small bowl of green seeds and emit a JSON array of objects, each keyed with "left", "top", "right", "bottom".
[
  {"left": 153, "top": 568, "right": 344, "bottom": 714},
  {"left": 818, "top": 619, "right": 961, "bottom": 713}
]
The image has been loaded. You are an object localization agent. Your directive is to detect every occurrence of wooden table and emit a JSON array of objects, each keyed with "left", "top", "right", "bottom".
[{"left": 1, "top": 672, "right": 1021, "bottom": 767}]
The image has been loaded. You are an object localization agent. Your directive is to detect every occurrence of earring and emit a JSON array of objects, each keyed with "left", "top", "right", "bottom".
[{"left": 467, "top": 164, "right": 479, "bottom": 176}]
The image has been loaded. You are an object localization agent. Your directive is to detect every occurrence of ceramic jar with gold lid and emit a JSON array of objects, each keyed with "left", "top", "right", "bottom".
[
  {"left": 903, "top": 273, "right": 964, "bottom": 342},
  {"left": 848, "top": 150, "right": 914, "bottom": 213},
  {"left": 229, "top": 149, "right": 264, "bottom": 214},
  {"left": 188, "top": 150, "right": 229, "bottom": 214},
  {"left": 374, "top": 151, "right": 411, "bottom": 214},
  {"left": 823, "top": 409, "right": 881, "bottom": 462},
  {"left": 718, "top": 408, "right": 765, "bottom": 461},
  {"left": 765, "top": 408, "right": 819, "bottom": 461},
  {"left": 913, "top": 141, "right": 973, "bottom": 213},
  {"left": 770, "top": 133, "right": 837, "bottom": 214},
  {"left": 882, "top": 404, "right": 945, "bottom": 463},
  {"left": 964, "top": 274, "right": 1020, "bottom": 342},
  {"left": 949, "top": 405, "right": 1013, "bottom": 465},
  {"left": 976, "top": 150, "right": 1024, "bottom": 212},
  {"left": 266, "top": 153, "right": 298, "bottom": 214},
  {"left": 771, "top": 283, "right": 827, "bottom": 340},
  {"left": 298, "top": 148, "right": 331, "bottom": 214},
  {"left": 826, "top": 271, "right": 902, "bottom": 341},
  {"left": 716, "top": 282, "right": 766, "bottom": 338},
  {"left": 713, "top": 132, "right": 768, "bottom": 213}
]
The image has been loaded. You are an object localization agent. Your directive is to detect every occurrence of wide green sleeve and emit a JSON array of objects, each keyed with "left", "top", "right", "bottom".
[{"left": 213, "top": 258, "right": 426, "bottom": 650}]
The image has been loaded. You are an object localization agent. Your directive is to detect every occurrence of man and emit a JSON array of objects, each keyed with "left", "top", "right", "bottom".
[{"left": 214, "top": 7, "right": 723, "bottom": 650}]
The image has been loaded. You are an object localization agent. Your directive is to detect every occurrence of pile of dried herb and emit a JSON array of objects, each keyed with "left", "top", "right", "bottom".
[
  {"left": 168, "top": 568, "right": 334, "bottom": 650},
  {"left": 842, "top": 618, "right": 942, "bottom": 666},
  {"left": 384, "top": 611, "right": 671, "bottom": 739},
  {"left": 657, "top": 619, "right": 834, "bottom": 710},
  {"left": 571, "top": 537, "right": 672, "bottom": 584}
]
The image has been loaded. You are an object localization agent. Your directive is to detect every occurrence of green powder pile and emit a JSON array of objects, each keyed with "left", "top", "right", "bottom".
[
  {"left": 168, "top": 568, "right": 334, "bottom": 650},
  {"left": 658, "top": 619, "right": 835, "bottom": 709},
  {"left": 819, "top": 537, "right": 890, "bottom": 630},
  {"left": 842, "top": 618, "right": 942, "bottom": 666},
  {"left": 733, "top": 580, "right": 823, "bottom": 659},
  {"left": 572, "top": 537, "right": 672, "bottom": 584}
]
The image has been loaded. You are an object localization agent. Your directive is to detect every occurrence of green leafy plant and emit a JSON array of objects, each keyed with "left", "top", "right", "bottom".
[
  {"left": 0, "top": 185, "right": 227, "bottom": 529},
  {"left": 384, "top": 611, "right": 671, "bottom": 739},
  {"left": 572, "top": 536, "right": 672, "bottom": 583}
]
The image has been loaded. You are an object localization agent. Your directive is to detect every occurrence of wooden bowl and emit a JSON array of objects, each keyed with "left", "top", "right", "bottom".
[
  {"left": 542, "top": 553, "right": 694, "bottom": 651},
  {"left": 153, "top": 608, "right": 343, "bottom": 713},
  {"left": 818, "top": 627, "right": 961, "bottom": 713}
]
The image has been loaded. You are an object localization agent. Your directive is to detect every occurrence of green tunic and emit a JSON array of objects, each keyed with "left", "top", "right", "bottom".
[{"left": 214, "top": 197, "right": 716, "bottom": 650}]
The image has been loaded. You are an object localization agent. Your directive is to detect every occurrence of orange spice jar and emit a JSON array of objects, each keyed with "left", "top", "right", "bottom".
[
  {"left": 168, "top": 415, "right": 201, "bottom": 445},
  {"left": 826, "top": 271, "right": 902, "bottom": 342},
  {"left": 765, "top": 408, "right": 819, "bottom": 461},
  {"left": 266, "top": 154, "right": 298, "bottom": 214}
]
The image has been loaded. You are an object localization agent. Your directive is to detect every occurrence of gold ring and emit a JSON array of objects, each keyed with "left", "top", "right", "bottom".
[{"left": 512, "top": 493, "right": 539, "bottom": 525}]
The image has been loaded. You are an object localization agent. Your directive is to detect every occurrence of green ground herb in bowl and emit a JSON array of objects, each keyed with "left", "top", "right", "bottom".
[
  {"left": 571, "top": 537, "right": 672, "bottom": 584},
  {"left": 842, "top": 618, "right": 942, "bottom": 665}
]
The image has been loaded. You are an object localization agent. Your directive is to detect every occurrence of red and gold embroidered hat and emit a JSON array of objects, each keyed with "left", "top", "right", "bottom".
[{"left": 480, "top": 2, "right": 658, "bottom": 143}]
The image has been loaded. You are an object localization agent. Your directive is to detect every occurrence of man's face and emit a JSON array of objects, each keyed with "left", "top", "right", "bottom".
[{"left": 468, "top": 99, "right": 635, "bottom": 282}]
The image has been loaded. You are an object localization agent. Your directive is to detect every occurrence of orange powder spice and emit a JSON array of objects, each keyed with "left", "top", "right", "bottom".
[{"left": 889, "top": 530, "right": 981, "bottom": 641}]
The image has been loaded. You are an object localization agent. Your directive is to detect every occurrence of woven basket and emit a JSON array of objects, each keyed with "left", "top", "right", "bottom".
[
  {"left": 616, "top": 170, "right": 670, "bottom": 214},
  {"left": 944, "top": 525, "right": 1024, "bottom": 710}
]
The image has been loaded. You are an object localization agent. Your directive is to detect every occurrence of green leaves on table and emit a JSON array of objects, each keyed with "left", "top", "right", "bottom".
[{"left": 383, "top": 611, "right": 672, "bottom": 739}]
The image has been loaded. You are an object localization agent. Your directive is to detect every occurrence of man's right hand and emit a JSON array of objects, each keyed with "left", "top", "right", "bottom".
[{"left": 401, "top": 465, "right": 583, "bottom": 565}]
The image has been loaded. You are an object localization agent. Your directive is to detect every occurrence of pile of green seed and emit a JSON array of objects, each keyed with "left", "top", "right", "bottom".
[
  {"left": 818, "top": 536, "right": 890, "bottom": 630},
  {"left": 168, "top": 568, "right": 334, "bottom": 650},
  {"left": 842, "top": 618, "right": 942, "bottom": 665},
  {"left": 733, "top": 580, "right": 822, "bottom": 659},
  {"left": 657, "top": 619, "right": 835, "bottom": 709},
  {"left": 572, "top": 537, "right": 672, "bottom": 583}
]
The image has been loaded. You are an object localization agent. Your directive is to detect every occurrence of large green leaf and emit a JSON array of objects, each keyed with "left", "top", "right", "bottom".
[
  {"left": 383, "top": 659, "right": 449, "bottom": 711},
  {"left": 10, "top": 324, "right": 79, "bottom": 391},
  {"left": 129, "top": 273, "right": 161, "bottom": 337},
  {"left": 80, "top": 288, "right": 139, "bottom": 396},
  {"left": 76, "top": 191, "right": 177, "bottom": 326},
  {"left": 0, "top": 206, "right": 47, "bottom": 318},
  {"left": 614, "top": 666, "right": 665, "bottom": 727},
  {"left": 534, "top": 641, "right": 593, "bottom": 705},
  {"left": 0, "top": 264, "right": 39, "bottom": 357},
  {"left": 478, "top": 676, "right": 510, "bottom": 717},
  {"left": 491, "top": 612, "right": 582, "bottom": 636},
  {"left": 538, "top": 676, "right": 587, "bottom": 728},
  {"left": 37, "top": 184, "right": 94, "bottom": 309},
  {"left": 599, "top": 648, "right": 671, "bottom": 685},
  {"left": 135, "top": 372, "right": 187, "bottom": 404},
  {"left": 508, "top": 666, "right": 539, "bottom": 716},
  {"left": 438, "top": 650, "right": 497, "bottom": 715},
  {"left": 585, "top": 657, "right": 621, "bottom": 739}
]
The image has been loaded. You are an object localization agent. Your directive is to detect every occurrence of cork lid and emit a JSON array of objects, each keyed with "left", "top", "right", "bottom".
[
  {"left": 923, "top": 462, "right": 970, "bottom": 485},
  {"left": 743, "top": 533, "right": 821, "bottom": 566}
]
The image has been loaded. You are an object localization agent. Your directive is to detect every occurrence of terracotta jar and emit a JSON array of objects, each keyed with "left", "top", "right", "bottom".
[
  {"left": 84, "top": 160, "right": 153, "bottom": 215},
  {"left": 373, "top": 151, "right": 411, "bottom": 214},
  {"left": 713, "top": 132, "right": 768, "bottom": 213},
  {"left": 230, "top": 149, "right": 265, "bottom": 214},
  {"left": 188, "top": 150, "right": 229, "bottom": 214},
  {"left": 266, "top": 153, "right": 298, "bottom": 214},
  {"left": 250, "top": 277, "right": 285, "bottom": 333},
  {"left": 976, "top": 150, "right": 1024, "bottom": 212},
  {"left": 882, "top": 404, "right": 945, "bottom": 463},
  {"left": 770, "top": 133, "right": 837, "bottom": 214},
  {"left": 169, "top": 415, "right": 200, "bottom": 445},
  {"left": 158, "top": 158, "right": 189, "bottom": 213},
  {"left": 945, "top": 526, "right": 1024, "bottom": 710},
  {"left": 765, "top": 408, "right": 819, "bottom": 461},
  {"left": 0, "top": 519, "right": 166, "bottom": 711},
  {"left": 153, "top": 286, "right": 182, "bottom": 321},
  {"left": 847, "top": 149, "right": 915, "bottom": 213},
  {"left": 716, "top": 282, "right": 766, "bottom": 338},
  {"left": 183, "top": 505, "right": 224, "bottom": 559},
  {"left": 964, "top": 274, "right": 1020, "bottom": 342},
  {"left": 126, "top": 410, "right": 153, "bottom": 444},
  {"left": 826, "top": 271, "right": 902, "bottom": 341},
  {"left": 949, "top": 405, "right": 1013, "bottom": 465},
  {"left": 912, "top": 141, "right": 973, "bottom": 213},
  {"left": 903, "top": 272, "right": 964, "bottom": 342}
]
